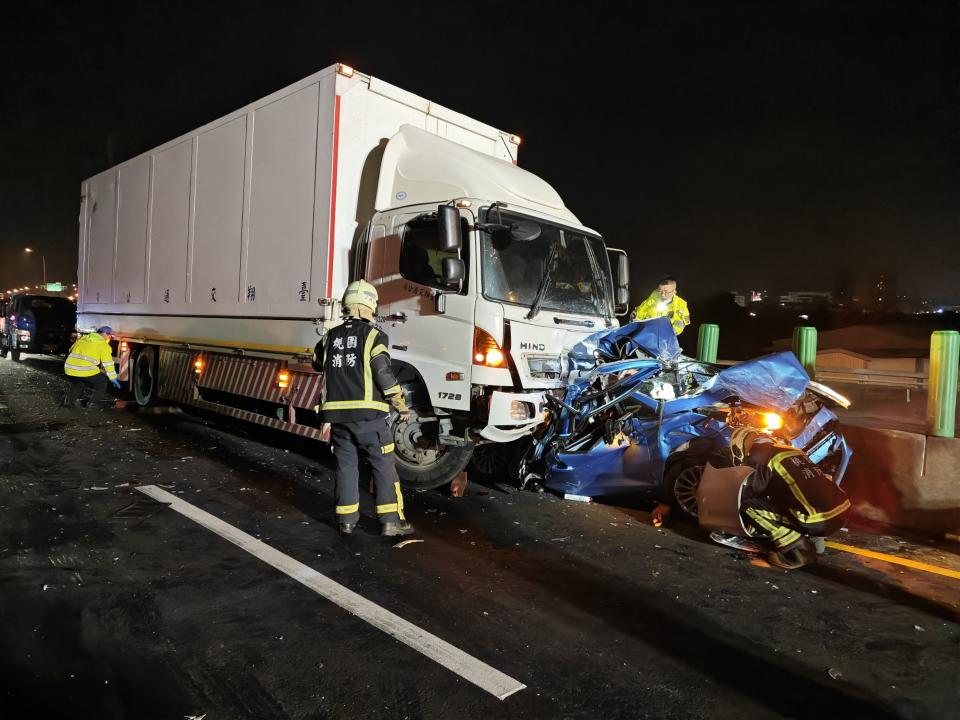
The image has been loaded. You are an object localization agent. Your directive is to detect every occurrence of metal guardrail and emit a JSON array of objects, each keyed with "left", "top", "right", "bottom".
[
  {"left": 710, "top": 327, "right": 959, "bottom": 437},
  {"left": 813, "top": 366, "right": 929, "bottom": 389},
  {"left": 715, "top": 361, "right": 956, "bottom": 392}
]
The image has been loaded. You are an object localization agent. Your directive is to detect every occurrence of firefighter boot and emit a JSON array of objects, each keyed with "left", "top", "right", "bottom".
[{"left": 381, "top": 520, "right": 415, "bottom": 537}]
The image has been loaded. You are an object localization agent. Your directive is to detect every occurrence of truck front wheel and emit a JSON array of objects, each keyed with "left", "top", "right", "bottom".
[{"left": 391, "top": 414, "right": 473, "bottom": 491}]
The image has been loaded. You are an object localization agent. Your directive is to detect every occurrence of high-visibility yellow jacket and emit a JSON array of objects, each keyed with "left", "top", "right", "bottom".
[
  {"left": 64, "top": 333, "right": 117, "bottom": 380},
  {"left": 632, "top": 291, "right": 691, "bottom": 335}
]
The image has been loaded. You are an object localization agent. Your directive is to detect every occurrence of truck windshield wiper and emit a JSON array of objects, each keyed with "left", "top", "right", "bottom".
[
  {"left": 525, "top": 233, "right": 560, "bottom": 320},
  {"left": 583, "top": 237, "right": 613, "bottom": 327}
]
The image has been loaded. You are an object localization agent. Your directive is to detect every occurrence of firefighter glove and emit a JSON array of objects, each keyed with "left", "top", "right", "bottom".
[{"left": 390, "top": 392, "right": 412, "bottom": 422}]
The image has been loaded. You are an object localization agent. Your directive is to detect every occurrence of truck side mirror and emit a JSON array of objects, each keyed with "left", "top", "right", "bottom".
[
  {"left": 441, "top": 257, "right": 465, "bottom": 288},
  {"left": 607, "top": 248, "right": 630, "bottom": 316},
  {"left": 438, "top": 205, "right": 462, "bottom": 252},
  {"left": 617, "top": 253, "right": 629, "bottom": 288}
]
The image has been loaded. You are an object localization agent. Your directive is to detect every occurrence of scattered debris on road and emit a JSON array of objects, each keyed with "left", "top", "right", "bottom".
[{"left": 393, "top": 539, "right": 424, "bottom": 549}]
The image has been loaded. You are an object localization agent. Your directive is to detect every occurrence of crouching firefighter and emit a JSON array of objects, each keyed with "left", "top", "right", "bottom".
[
  {"left": 729, "top": 427, "right": 851, "bottom": 568},
  {"left": 316, "top": 280, "right": 415, "bottom": 537}
]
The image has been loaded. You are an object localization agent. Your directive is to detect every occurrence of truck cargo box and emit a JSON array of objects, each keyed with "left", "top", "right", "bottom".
[{"left": 78, "top": 63, "right": 517, "bottom": 353}]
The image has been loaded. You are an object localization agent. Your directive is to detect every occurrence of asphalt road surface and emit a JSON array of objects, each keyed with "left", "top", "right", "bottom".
[{"left": 1, "top": 356, "right": 957, "bottom": 720}]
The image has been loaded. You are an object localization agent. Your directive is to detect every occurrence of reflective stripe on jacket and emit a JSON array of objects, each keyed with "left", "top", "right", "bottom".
[
  {"left": 743, "top": 442, "right": 851, "bottom": 540},
  {"left": 632, "top": 291, "right": 690, "bottom": 335},
  {"left": 319, "top": 318, "right": 399, "bottom": 424},
  {"left": 64, "top": 333, "right": 116, "bottom": 379}
]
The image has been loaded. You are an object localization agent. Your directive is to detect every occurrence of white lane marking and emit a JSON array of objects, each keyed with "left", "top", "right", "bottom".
[{"left": 136, "top": 485, "right": 525, "bottom": 700}]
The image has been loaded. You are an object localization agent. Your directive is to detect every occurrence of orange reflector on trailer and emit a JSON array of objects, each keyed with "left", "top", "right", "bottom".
[{"left": 277, "top": 370, "right": 290, "bottom": 389}]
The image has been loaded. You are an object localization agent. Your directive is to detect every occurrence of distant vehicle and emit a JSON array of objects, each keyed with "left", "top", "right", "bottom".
[
  {"left": 0, "top": 294, "right": 77, "bottom": 362},
  {"left": 76, "top": 63, "right": 630, "bottom": 490}
]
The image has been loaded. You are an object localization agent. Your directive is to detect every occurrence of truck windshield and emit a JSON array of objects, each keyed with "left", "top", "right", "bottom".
[
  {"left": 480, "top": 209, "right": 612, "bottom": 317},
  {"left": 24, "top": 296, "right": 76, "bottom": 319}
]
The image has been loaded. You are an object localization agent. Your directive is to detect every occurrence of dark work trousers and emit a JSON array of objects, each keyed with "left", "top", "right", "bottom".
[
  {"left": 66, "top": 374, "right": 111, "bottom": 405},
  {"left": 331, "top": 421, "right": 404, "bottom": 525}
]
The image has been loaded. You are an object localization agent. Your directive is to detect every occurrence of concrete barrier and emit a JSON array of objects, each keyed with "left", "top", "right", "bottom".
[{"left": 840, "top": 424, "right": 960, "bottom": 537}]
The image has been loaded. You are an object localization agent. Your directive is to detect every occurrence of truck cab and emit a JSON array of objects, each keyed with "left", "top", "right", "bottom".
[
  {"left": 354, "top": 126, "right": 630, "bottom": 488},
  {"left": 0, "top": 294, "right": 77, "bottom": 362}
]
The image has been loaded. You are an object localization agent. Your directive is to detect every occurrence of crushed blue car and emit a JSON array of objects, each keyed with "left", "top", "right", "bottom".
[{"left": 521, "top": 318, "right": 852, "bottom": 518}]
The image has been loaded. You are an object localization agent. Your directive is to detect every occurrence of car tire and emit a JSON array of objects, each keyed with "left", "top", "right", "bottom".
[
  {"left": 664, "top": 457, "right": 706, "bottom": 521},
  {"left": 132, "top": 347, "right": 156, "bottom": 406}
]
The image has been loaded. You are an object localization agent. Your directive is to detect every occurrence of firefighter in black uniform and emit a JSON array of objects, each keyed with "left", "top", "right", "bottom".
[
  {"left": 318, "top": 280, "right": 414, "bottom": 536},
  {"left": 730, "top": 427, "right": 851, "bottom": 567}
]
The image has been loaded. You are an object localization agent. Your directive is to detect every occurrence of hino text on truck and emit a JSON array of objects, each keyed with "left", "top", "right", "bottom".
[{"left": 77, "top": 63, "right": 631, "bottom": 489}]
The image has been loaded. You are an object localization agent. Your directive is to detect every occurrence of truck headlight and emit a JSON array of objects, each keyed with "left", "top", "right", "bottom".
[
  {"left": 527, "top": 357, "right": 561, "bottom": 379},
  {"left": 473, "top": 327, "right": 506, "bottom": 368}
]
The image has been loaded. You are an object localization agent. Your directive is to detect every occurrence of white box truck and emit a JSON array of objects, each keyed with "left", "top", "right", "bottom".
[{"left": 77, "top": 63, "right": 630, "bottom": 489}]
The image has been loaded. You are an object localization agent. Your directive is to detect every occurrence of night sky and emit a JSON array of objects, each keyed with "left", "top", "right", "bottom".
[{"left": 2, "top": 1, "right": 957, "bottom": 305}]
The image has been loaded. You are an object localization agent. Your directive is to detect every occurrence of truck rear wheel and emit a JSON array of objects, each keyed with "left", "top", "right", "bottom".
[
  {"left": 392, "top": 415, "right": 473, "bottom": 491},
  {"left": 133, "top": 347, "right": 157, "bottom": 406}
]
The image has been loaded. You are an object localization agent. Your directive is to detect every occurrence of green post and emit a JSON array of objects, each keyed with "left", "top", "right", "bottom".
[
  {"left": 792, "top": 326, "right": 817, "bottom": 376},
  {"left": 927, "top": 330, "right": 959, "bottom": 438},
  {"left": 697, "top": 323, "right": 719, "bottom": 363}
]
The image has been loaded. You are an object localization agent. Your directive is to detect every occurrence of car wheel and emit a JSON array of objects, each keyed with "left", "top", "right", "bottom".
[{"left": 665, "top": 459, "right": 705, "bottom": 520}]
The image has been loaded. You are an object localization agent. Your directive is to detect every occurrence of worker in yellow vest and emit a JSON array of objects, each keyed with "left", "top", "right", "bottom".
[
  {"left": 632, "top": 276, "right": 691, "bottom": 335},
  {"left": 63, "top": 326, "right": 120, "bottom": 408}
]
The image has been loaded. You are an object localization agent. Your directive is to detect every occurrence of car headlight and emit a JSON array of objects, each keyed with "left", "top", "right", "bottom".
[
  {"left": 761, "top": 412, "right": 784, "bottom": 431},
  {"left": 728, "top": 408, "right": 786, "bottom": 435},
  {"left": 807, "top": 380, "right": 852, "bottom": 409}
]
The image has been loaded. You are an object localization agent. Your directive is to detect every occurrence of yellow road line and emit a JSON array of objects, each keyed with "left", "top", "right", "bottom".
[{"left": 825, "top": 541, "right": 960, "bottom": 580}]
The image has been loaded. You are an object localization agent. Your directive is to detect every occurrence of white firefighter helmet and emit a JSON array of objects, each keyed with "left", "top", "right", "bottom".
[{"left": 342, "top": 280, "right": 378, "bottom": 312}]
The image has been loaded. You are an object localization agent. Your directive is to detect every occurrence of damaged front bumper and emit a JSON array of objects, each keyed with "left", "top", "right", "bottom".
[{"left": 478, "top": 390, "right": 548, "bottom": 443}]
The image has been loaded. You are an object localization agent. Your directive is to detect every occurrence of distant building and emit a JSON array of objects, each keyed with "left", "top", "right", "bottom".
[
  {"left": 770, "top": 324, "right": 931, "bottom": 373},
  {"left": 778, "top": 291, "right": 833, "bottom": 306},
  {"left": 732, "top": 289, "right": 766, "bottom": 308}
]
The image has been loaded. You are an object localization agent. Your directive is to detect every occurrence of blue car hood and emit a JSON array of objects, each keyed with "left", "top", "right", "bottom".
[{"left": 700, "top": 351, "right": 810, "bottom": 412}]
